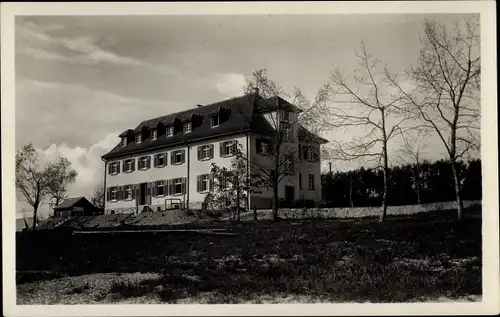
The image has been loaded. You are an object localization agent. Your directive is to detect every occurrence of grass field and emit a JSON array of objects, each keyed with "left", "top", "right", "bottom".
[{"left": 16, "top": 206, "right": 482, "bottom": 304}]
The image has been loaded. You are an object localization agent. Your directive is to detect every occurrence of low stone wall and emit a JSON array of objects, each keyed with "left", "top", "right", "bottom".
[{"left": 235, "top": 200, "right": 482, "bottom": 221}]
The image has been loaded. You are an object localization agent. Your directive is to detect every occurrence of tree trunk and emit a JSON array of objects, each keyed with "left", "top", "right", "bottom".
[
  {"left": 236, "top": 187, "right": 241, "bottom": 222},
  {"left": 379, "top": 166, "right": 388, "bottom": 222},
  {"left": 32, "top": 202, "right": 39, "bottom": 230},
  {"left": 272, "top": 181, "right": 279, "bottom": 221},
  {"left": 349, "top": 179, "right": 354, "bottom": 207},
  {"left": 451, "top": 159, "right": 464, "bottom": 220},
  {"left": 415, "top": 163, "right": 421, "bottom": 205}
]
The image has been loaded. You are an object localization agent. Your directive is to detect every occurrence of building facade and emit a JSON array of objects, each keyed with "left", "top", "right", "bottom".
[{"left": 101, "top": 92, "right": 327, "bottom": 214}]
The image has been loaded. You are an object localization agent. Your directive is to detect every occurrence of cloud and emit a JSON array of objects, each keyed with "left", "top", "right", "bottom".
[{"left": 214, "top": 73, "right": 247, "bottom": 97}]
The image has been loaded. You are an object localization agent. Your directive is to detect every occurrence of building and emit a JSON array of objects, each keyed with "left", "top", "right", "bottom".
[
  {"left": 53, "top": 197, "right": 102, "bottom": 217},
  {"left": 16, "top": 217, "right": 35, "bottom": 232},
  {"left": 101, "top": 92, "right": 327, "bottom": 215}
]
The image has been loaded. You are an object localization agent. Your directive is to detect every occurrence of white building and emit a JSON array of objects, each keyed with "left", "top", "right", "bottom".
[{"left": 101, "top": 92, "right": 327, "bottom": 214}]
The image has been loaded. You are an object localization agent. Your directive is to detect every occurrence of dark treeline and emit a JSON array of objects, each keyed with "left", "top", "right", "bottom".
[{"left": 322, "top": 159, "right": 482, "bottom": 207}]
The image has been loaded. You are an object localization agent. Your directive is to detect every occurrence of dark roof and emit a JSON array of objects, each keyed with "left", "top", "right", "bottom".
[
  {"left": 102, "top": 93, "right": 326, "bottom": 160},
  {"left": 54, "top": 197, "right": 92, "bottom": 210},
  {"left": 298, "top": 126, "right": 329, "bottom": 144}
]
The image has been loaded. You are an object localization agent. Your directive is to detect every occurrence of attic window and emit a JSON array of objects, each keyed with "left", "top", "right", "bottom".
[
  {"left": 135, "top": 134, "right": 142, "bottom": 144},
  {"left": 152, "top": 129, "right": 158, "bottom": 140},
  {"left": 184, "top": 122, "right": 192, "bottom": 134},
  {"left": 121, "top": 137, "right": 127, "bottom": 147},
  {"left": 211, "top": 115, "right": 220, "bottom": 128},
  {"left": 166, "top": 126, "right": 174, "bottom": 137}
]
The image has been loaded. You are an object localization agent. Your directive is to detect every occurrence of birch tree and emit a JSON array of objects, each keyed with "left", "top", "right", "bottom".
[
  {"left": 322, "top": 43, "right": 412, "bottom": 222},
  {"left": 387, "top": 17, "right": 480, "bottom": 219}
]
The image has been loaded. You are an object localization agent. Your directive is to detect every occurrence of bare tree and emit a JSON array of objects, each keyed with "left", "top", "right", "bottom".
[
  {"left": 244, "top": 69, "right": 329, "bottom": 221},
  {"left": 322, "top": 42, "right": 412, "bottom": 222},
  {"left": 47, "top": 157, "right": 77, "bottom": 207},
  {"left": 91, "top": 185, "right": 105, "bottom": 209},
  {"left": 397, "top": 129, "right": 430, "bottom": 204},
  {"left": 387, "top": 17, "right": 480, "bottom": 219}
]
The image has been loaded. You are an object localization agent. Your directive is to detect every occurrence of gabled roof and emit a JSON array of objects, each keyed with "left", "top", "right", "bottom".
[
  {"left": 54, "top": 197, "right": 92, "bottom": 210},
  {"left": 102, "top": 93, "right": 326, "bottom": 160}
]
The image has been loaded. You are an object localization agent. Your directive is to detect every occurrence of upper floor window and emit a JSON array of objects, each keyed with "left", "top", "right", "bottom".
[
  {"left": 284, "top": 157, "right": 294, "bottom": 175},
  {"left": 197, "top": 144, "right": 214, "bottom": 161},
  {"left": 257, "top": 139, "right": 271, "bottom": 155},
  {"left": 282, "top": 111, "right": 290, "bottom": 122},
  {"left": 184, "top": 122, "right": 192, "bottom": 134},
  {"left": 211, "top": 115, "right": 220, "bottom": 128},
  {"left": 121, "top": 137, "right": 127, "bottom": 147},
  {"left": 220, "top": 172, "right": 233, "bottom": 191},
  {"left": 154, "top": 153, "right": 167, "bottom": 167},
  {"left": 123, "top": 159, "right": 135, "bottom": 173},
  {"left": 220, "top": 140, "right": 237, "bottom": 157},
  {"left": 281, "top": 122, "right": 292, "bottom": 142},
  {"left": 171, "top": 149, "right": 186, "bottom": 165},
  {"left": 135, "top": 134, "right": 142, "bottom": 144},
  {"left": 108, "top": 162, "right": 120, "bottom": 175},
  {"left": 152, "top": 129, "right": 158, "bottom": 140},
  {"left": 138, "top": 156, "right": 151, "bottom": 170},
  {"left": 110, "top": 186, "right": 118, "bottom": 201},
  {"left": 308, "top": 174, "right": 315, "bottom": 190},
  {"left": 166, "top": 126, "right": 174, "bottom": 137}
]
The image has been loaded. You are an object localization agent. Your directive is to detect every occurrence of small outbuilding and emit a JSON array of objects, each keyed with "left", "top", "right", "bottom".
[{"left": 53, "top": 197, "right": 101, "bottom": 217}]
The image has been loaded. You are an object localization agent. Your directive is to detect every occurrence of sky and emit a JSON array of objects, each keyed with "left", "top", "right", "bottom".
[{"left": 15, "top": 13, "right": 478, "bottom": 218}]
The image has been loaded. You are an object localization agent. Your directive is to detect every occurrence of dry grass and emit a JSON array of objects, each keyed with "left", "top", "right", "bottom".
[{"left": 16, "top": 206, "right": 482, "bottom": 304}]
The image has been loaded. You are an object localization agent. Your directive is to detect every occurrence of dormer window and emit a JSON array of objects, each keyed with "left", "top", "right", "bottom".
[
  {"left": 283, "top": 111, "right": 290, "bottom": 122},
  {"left": 184, "top": 122, "right": 192, "bottom": 133},
  {"left": 135, "top": 134, "right": 142, "bottom": 144},
  {"left": 121, "top": 137, "right": 127, "bottom": 147},
  {"left": 166, "top": 126, "right": 174, "bottom": 137},
  {"left": 152, "top": 129, "right": 158, "bottom": 140},
  {"left": 211, "top": 115, "right": 220, "bottom": 128}
]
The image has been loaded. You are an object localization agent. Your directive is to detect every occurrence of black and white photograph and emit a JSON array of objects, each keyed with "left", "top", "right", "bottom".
[{"left": 2, "top": 1, "right": 498, "bottom": 316}]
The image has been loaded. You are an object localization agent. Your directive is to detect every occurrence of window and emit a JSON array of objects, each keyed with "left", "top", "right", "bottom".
[
  {"left": 197, "top": 174, "right": 211, "bottom": 192},
  {"left": 138, "top": 156, "right": 151, "bottom": 170},
  {"left": 299, "top": 173, "right": 303, "bottom": 189},
  {"left": 166, "top": 126, "right": 174, "bottom": 137},
  {"left": 184, "top": 122, "right": 192, "bottom": 133},
  {"left": 152, "top": 129, "right": 158, "bottom": 140},
  {"left": 220, "top": 140, "right": 237, "bottom": 157},
  {"left": 283, "top": 111, "right": 290, "bottom": 122},
  {"left": 211, "top": 115, "right": 220, "bottom": 128},
  {"left": 281, "top": 122, "right": 292, "bottom": 142},
  {"left": 110, "top": 187, "right": 118, "bottom": 201},
  {"left": 221, "top": 172, "right": 233, "bottom": 190},
  {"left": 257, "top": 139, "right": 271, "bottom": 155},
  {"left": 308, "top": 174, "right": 315, "bottom": 190},
  {"left": 284, "top": 157, "right": 294, "bottom": 175},
  {"left": 172, "top": 178, "right": 185, "bottom": 195},
  {"left": 197, "top": 145, "right": 213, "bottom": 161},
  {"left": 135, "top": 134, "right": 142, "bottom": 144},
  {"left": 125, "top": 185, "right": 133, "bottom": 200},
  {"left": 123, "top": 159, "right": 135, "bottom": 172},
  {"left": 154, "top": 153, "right": 167, "bottom": 167},
  {"left": 122, "top": 137, "right": 127, "bottom": 147},
  {"left": 156, "top": 181, "right": 166, "bottom": 196},
  {"left": 109, "top": 162, "right": 120, "bottom": 175},
  {"left": 171, "top": 150, "right": 185, "bottom": 165}
]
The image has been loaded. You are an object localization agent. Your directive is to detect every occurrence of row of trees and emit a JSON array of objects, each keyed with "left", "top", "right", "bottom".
[{"left": 322, "top": 159, "right": 481, "bottom": 207}]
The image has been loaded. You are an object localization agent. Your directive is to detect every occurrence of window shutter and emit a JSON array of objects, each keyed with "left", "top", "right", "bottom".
[
  {"left": 220, "top": 142, "right": 224, "bottom": 157},
  {"left": 164, "top": 152, "right": 168, "bottom": 166},
  {"left": 171, "top": 152, "right": 175, "bottom": 164},
  {"left": 132, "top": 185, "right": 136, "bottom": 199},
  {"left": 131, "top": 159, "right": 135, "bottom": 171},
  {"left": 147, "top": 156, "right": 151, "bottom": 169},
  {"left": 154, "top": 155, "right": 158, "bottom": 167},
  {"left": 106, "top": 187, "right": 111, "bottom": 201},
  {"left": 181, "top": 177, "right": 187, "bottom": 194},
  {"left": 108, "top": 163, "right": 112, "bottom": 175},
  {"left": 197, "top": 147, "right": 202, "bottom": 161},
  {"left": 168, "top": 179, "right": 174, "bottom": 196},
  {"left": 181, "top": 150, "right": 186, "bottom": 163},
  {"left": 117, "top": 162, "right": 121, "bottom": 174},
  {"left": 210, "top": 144, "right": 214, "bottom": 159},
  {"left": 153, "top": 181, "right": 158, "bottom": 197},
  {"left": 197, "top": 175, "right": 201, "bottom": 192},
  {"left": 232, "top": 140, "right": 238, "bottom": 154},
  {"left": 209, "top": 174, "right": 214, "bottom": 191}
]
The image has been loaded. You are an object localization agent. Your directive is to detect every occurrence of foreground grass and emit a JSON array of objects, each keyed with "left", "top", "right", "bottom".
[{"left": 16, "top": 207, "right": 482, "bottom": 304}]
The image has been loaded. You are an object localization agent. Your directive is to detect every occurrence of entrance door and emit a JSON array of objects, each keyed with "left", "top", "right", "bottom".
[
  {"left": 140, "top": 183, "right": 147, "bottom": 205},
  {"left": 285, "top": 185, "right": 295, "bottom": 202}
]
